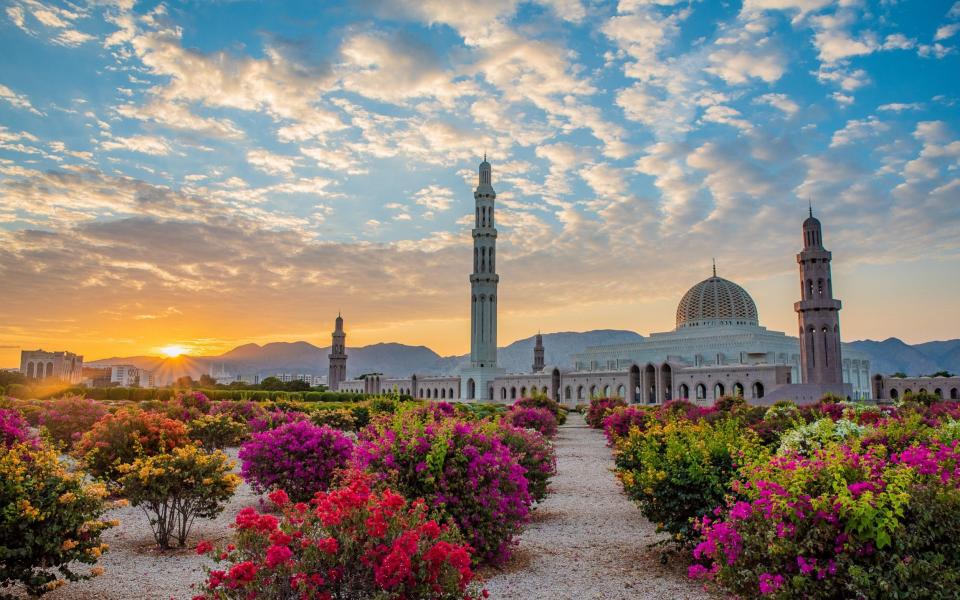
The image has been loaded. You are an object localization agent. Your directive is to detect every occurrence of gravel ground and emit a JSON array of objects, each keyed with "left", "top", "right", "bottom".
[
  {"left": 34, "top": 448, "right": 263, "bottom": 600},
  {"left": 481, "top": 412, "right": 716, "bottom": 600}
]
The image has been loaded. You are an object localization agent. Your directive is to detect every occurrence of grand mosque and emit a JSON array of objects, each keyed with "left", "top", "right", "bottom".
[{"left": 336, "top": 159, "right": 872, "bottom": 405}]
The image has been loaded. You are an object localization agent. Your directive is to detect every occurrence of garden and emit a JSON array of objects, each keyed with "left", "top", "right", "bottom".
[{"left": 0, "top": 391, "right": 562, "bottom": 598}]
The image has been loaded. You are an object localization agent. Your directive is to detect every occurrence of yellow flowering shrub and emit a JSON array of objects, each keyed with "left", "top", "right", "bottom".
[
  {"left": 0, "top": 441, "right": 114, "bottom": 597},
  {"left": 119, "top": 445, "right": 240, "bottom": 549}
]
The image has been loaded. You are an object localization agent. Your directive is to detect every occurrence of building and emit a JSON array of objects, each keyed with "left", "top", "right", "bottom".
[
  {"left": 328, "top": 313, "right": 347, "bottom": 391},
  {"left": 19, "top": 349, "right": 83, "bottom": 383},
  {"left": 109, "top": 364, "right": 155, "bottom": 388},
  {"left": 335, "top": 159, "right": 872, "bottom": 406},
  {"left": 81, "top": 366, "right": 113, "bottom": 387},
  {"left": 872, "top": 374, "right": 960, "bottom": 402}
]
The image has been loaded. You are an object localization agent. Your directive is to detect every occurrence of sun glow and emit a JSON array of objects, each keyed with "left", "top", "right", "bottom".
[{"left": 159, "top": 344, "right": 187, "bottom": 358}]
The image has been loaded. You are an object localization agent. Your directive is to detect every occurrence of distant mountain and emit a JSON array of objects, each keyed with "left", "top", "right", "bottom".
[
  {"left": 847, "top": 338, "right": 960, "bottom": 376},
  {"left": 87, "top": 332, "right": 959, "bottom": 385}
]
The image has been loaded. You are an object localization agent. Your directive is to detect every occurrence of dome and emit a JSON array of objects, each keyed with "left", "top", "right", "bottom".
[{"left": 675, "top": 276, "right": 759, "bottom": 330}]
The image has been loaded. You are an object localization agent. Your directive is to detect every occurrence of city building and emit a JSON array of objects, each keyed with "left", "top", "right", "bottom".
[
  {"left": 19, "top": 349, "right": 83, "bottom": 383},
  {"left": 109, "top": 364, "right": 156, "bottom": 388},
  {"left": 872, "top": 374, "right": 960, "bottom": 402},
  {"left": 81, "top": 366, "right": 113, "bottom": 387},
  {"left": 336, "top": 159, "right": 872, "bottom": 406}
]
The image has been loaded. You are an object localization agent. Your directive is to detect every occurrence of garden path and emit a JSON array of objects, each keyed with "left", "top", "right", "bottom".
[{"left": 482, "top": 412, "right": 714, "bottom": 600}]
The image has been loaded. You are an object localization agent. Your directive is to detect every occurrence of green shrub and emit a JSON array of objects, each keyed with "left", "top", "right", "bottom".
[
  {"left": 1, "top": 441, "right": 114, "bottom": 596},
  {"left": 119, "top": 445, "right": 239, "bottom": 549},
  {"left": 188, "top": 414, "right": 250, "bottom": 449},
  {"left": 614, "top": 416, "right": 763, "bottom": 546}
]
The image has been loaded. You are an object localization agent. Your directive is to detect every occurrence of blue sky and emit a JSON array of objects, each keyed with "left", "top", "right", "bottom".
[{"left": 0, "top": 0, "right": 959, "bottom": 362}]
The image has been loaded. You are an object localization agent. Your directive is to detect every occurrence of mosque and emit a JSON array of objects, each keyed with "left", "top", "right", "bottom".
[{"left": 335, "top": 159, "right": 871, "bottom": 406}]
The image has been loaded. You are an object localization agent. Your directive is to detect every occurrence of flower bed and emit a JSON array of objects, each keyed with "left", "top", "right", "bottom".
[
  {"left": 502, "top": 405, "right": 558, "bottom": 438},
  {"left": 586, "top": 397, "right": 626, "bottom": 429},
  {"left": 36, "top": 396, "right": 109, "bottom": 447}
]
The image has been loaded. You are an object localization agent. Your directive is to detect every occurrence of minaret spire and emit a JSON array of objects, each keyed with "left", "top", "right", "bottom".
[{"left": 712, "top": 258, "right": 717, "bottom": 277}]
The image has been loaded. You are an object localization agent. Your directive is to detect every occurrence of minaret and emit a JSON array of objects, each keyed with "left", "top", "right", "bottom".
[
  {"left": 532, "top": 332, "right": 545, "bottom": 373},
  {"left": 795, "top": 208, "right": 843, "bottom": 385},
  {"left": 328, "top": 313, "right": 347, "bottom": 391},
  {"left": 460, "top": 157, "right": 505, "bottom": 401}
]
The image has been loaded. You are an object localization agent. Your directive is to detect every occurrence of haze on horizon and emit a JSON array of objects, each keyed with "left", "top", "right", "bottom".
[{"left": 1, "top": 0, "right": 959, "bottom": 368}]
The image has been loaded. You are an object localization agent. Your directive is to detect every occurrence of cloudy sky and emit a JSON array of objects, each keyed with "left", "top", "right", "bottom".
[{"left": 1, "top": 0, "right": 959, "bottom": 365}]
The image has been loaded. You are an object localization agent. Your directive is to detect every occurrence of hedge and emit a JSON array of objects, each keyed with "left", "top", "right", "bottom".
[{"left": 34, "top": 387, "right": 406, "bottom": 403}]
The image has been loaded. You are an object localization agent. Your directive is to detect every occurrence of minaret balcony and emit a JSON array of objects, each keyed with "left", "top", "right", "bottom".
[{"left": 794, "top": 299, "right": 842, "bottom": 312}]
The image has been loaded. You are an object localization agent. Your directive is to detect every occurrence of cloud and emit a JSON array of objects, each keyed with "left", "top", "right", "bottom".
[
  {"left": 0, "top": 84, "right": 43, "bottom": 116},
  {"left": 246, "top": 149, "right": 300, "bottom": 177},
  {"left": 413, "top": 184, "right": 455, "bottom": 212},
  {"left": 101, "top": 134, "right": 171, "bottom": 155},
  {"left": 935, "top": 23, "right": 960, "bottom": 42},
  {"left": 878, "top": 102, "right": 923, "bottom": 112},
  {"left": 830, "top": 116, "right": 889, "bottom": 147},
  {"left": 115, "top": 100, "right": 244, "bottom": 140},
  {"left": 753, "top": 93, "right": 800, "bottom": 116}
]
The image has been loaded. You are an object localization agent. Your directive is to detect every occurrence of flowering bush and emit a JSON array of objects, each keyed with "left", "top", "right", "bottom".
[
  {"left": 777, "top": 417, "right": 865, "bottom": 456},
  {"left": 239, "top": 421, "right": 353, "bottom": 502},
  {"left": 194, "top": 471, "right": 484, "bottom": 599},
  {"left": 602, "top": 405, "right": 650, "bottom": 446},
  {"left": 166, "top": 391, "right": 214, "bottom": 422},
  {"left": 1, "top": 407, "right": 35, "bottom": 448},
  {"left": 614, "top": 416, "right": 763, "bottom": 546},
  {"left": 357, "top": 412, "right": 530, "bottom": 565},
  {"left": 690, "top": 440, "right": 960, "bottom": 598},
  {"left": 1, "top": 440, "right": 114, "bottom": 596},
  {"left": 189, "top": 414, "right": 250, "bottom": 450},
  {"left": 515, "top": 395, "right": 567, "bottom": 425},
  {"left": 73, "top": 408, "right": 191, "bottom": 485},
  {"left": 490, "top": 422, "right": 557, "bottom": 503},
  {"left": 36, "top": 396, "right": 109, "bottom": 447},
  {"left": 248, "top": 409, "right": 309, "bottom": 433},
  {"left": 119, "top": 445, "right": 240, "bottom": 548},
  {"left": 210, "top": 400, "right": 268, "bottom": 425},
  {"left": 585, "top": 397, "right": 626, "bottom": 429},
  {"left": 502, "top": 406, "right": 558, "bottom": 438},
  {"left": 309, "top": 407, "right": 356, "bottom": 431}
]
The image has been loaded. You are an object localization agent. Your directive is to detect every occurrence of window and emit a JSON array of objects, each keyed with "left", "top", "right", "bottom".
[{"left": 696, "top": 384, "right": 706, "bottom": 400}]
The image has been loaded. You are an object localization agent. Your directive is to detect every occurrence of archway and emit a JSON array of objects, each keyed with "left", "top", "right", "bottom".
[
  {"left": 501, "top": 387, "right": 507, "bottom": 400},
  {"left": 26, "top": 362, "right": 34, "bottom": 378},
  {"left": 551, "top": 368, "right": 561, "bottom": 401},
  {"left": 602, "top": 384, "right": 610, "bottom": 397},
  {"left": 467, "top": 378, "right": 476, "bottom": 400},
  {"left": 520, "top": 386, "right": 527, "bottom": 397},
  {"left": 617, "top": 384, "right": 625, "bottom": 398},
  {"left": 577, "top": 385, "right": 584, "bottom": 400},
  {"left": 935, "top": 388, "right": 943, "bottom": 399},
  {"left": 628, "top": 365, "right": 641, "bottom": 403},
  {"left": 660, "top": 363, "right": 673, "bottom": 402},
  {"left": 589, "top": 384, "right": 597, "bottom": 397},
  {"left": 510, "top": 387, "right": 517, "bottom": 399},
  {"left": 644, "top": 364, "right": 656, "bottom": 404},
  {"left": 952, "top": 388, "right": 959, "bottom": 400},
  {"left": 565, "top": 385, "right": 571, "bottom": 400},
  {"left": 890, "top": 388, "right": 899, "bottom": 400},
  {"left": 713, "top": 382, "right": 725, "bottom": 400},
  {"left": 678, "top": 383, "right": 689, "bottom": 399},
  {"left": 752, "top": 382, "right": 765, "bottom": 399},
  {"left": 46, "top": 362, "right": 53, "bottom": 377},
  {"left": 733, "top": 382, "right": 744, "bottom": 397},
  {"left": 696, "top": 383, "right": 706, "bottom": 400},
  {"left": 449, "top": 387, "right": 455, "bottom": 399}
]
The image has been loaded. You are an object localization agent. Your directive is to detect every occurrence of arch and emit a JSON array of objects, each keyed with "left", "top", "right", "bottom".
[
  {"left": 589, "top": 384, "right": 597, "bottom": 397},
  {"left": 489, "top": 387, "right": 494, "bottom": 400},
  {"left": 449, "top": 387, "right": 455, "bottom": 399},
  {"left": 602, "top": 384, "right": 610, "bottom": 397},
  {"left": 628, "top": 364, "right": 641, "bottom": 403},
  {"left": 817, "top": 278, "right": 824, "bottom": 297},
  {"left": 935, "top": 388, "right": 943, "bottom": 399},
  {"left": 890, "top": 388, "right": 899, "bottom": 400},
  {"left": 501, "top": 387, "right": 507, "bottom": 400},
  {"left": 919, "top": 388, "right": 927, "bottom": 395},
  {"left": 617, "top": 384, "right": 625, "bottom": 398},
  {"left": 467, "top": 378, "right": 476, "bottom": 400},
  {"left": 520, "top": 386, "right": 527, "bottom": 397},
  {"left": 26, "top": 362, "right": 34, "bottom": 378},
  {"left": 419, "top": 389, "right": 424, "bottom": 398},
  {"left": 564, "top": 385, "right": 572, "bottom": 400},
  {"left": 713, "top": 382, "right": 725, "bottom": 399},
  {"left": 733, "top": 382, "right": 744, "bottom": 397},
  {"left": 46, "top": 362, "right": 53, "bottom": 378},
  {"left": 644, "top": 364, "right": 656, "bottom": 404},
  {"left": 807, "top": 326, "right": 816, "bottom": 368},
  {"left": 660, "top": 363, "right": 673, "bottom": 402},
  {"left": 551, "top": 368, "right": 561, "bottom": 402},
  {"left": 806, "top": 279, "right": 813, "bottom": 299},
  {"left": 440, "top": 388, "right": 446, "bottom": 399},
  {"left": 510, "top": 387, "right": 517, "bottom": 400},
  {"left": 951, "top": 388, "right": 958, "bottom": 400},
  {"left": 577, "top": 385, "right": 584, "bottom": 400},
  {"left": 541, "top": 386, "right": 548, "bottom": 395},
  {"left": 752, "top": 381, "right": 765, "bottom": 399},
  {"left": 696, "top": 383, "right": 706, "bottom": 400},
  {"left": 678, "top": 383, "right": 689, "bottom": 399}
]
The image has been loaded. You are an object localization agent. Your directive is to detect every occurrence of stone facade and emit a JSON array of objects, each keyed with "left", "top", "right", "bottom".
[
  {"left": 872, "top": 374, "right": 960, "bottom": 402},
  {"left": 20, "top": 349, "right": 83, "bottom": 383}
]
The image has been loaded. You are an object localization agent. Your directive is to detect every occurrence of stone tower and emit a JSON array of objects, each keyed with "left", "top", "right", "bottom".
[
  {"left": 460, "top": 157, "right": 504, "bottom": 401},
  {"left": 795, "top": 208, "right": 843, "bottom": 385},
  {"left": 532, "top": 332, "right": 545, "bottom": 373},
  {"left": 328, "top": 313, "right": 347, "bottom": 391}
]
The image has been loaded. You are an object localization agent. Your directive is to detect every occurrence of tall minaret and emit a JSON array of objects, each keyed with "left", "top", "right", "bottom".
[
  {"left": 795, "top": 208, "right": 843, "bottom": 385},
  {"left": 532, "top": 332, "right": 545, "bottom": 373},
  {"left": 328, "top": 313, "right": 347, "bottom": 391},
  {"left": 461, "top": 157, "right": 505, "bottom": 401}
]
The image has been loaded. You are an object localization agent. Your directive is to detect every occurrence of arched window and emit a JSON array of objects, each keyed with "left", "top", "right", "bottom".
[
  {"left": 935, "top": 388, "right": 942, "bottom": 399},
  {"left": 733, "top": 383, "right": 744, "bottom": 397},
  {"left": 467, "top": 379, "right": 476, "bottom": 400},
  {"left": 752, "top": 382, "right": 765, "bottom": 399},
  {"left": 696, "top": 384, "right": 706, "bottom": 400},
  {"left": 510, "top": 387, "right": 516, "bottom": 399},
  {"left": 26, "top": 362, "right": 34, "bottom": 378},
  {"left": 822, "top": 327, "right": 830, "bottom": 367},
  {"left": 520, "top": 386, "right": 527, "bottom": 397},
  {"left": 890, "top": 388, "right": 899, "bottom": 400},
  {"left": 489, "top": 248, "right": 495, "bottom": 271},
  {"left": 714, "top": 383, "right": 725, "bottom": 399},
  {"left": 807, "top": 327, "right": 816, "bottom": 368},
  {"left": 450, "top": 387, "right": 455, "bottom": 399},
  {"left": 480, "top": 247, "right": 485, "bottom": 272},
  {"left": 817, "top": 279, "right": 824, "bottom": 297},
  {"left": 565, "top": 385, "right": 571, "bottom": 400},
  {"left": 679, "top": 384, "right": 689, "bottom": 399},
  {"left": 617, "top": 385, "right": 625, "bottom": 398},
  {"left": 577, "top": 385, "right": 584, "bottom": 400},
  {"left": 440, "top": 388, "right": 446, "bottom": 399},
  {"left": 806, "top": 279, "right": 813, "bottom": 299},
  {"left": 951, "top": 388, "right": 958, "bottom": 400},
  {"left": 589, "top": 385, "right": 597, "bottom": 397}
]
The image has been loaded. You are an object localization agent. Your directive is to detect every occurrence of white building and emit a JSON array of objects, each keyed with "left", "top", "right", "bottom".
[
  {"left": 20, "top": 349, "right": 83, "bottom": 383},
  {"left": 109, "top": 364, "right": 155, "bottom": 388}
]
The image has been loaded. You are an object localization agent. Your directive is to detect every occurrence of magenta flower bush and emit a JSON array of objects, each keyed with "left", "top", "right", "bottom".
[
  {"left": 493, "top": 423, "right": 557, "bottom": 503},
  {"left": 690, "top": 440, "right": 960, "bottom": 598},
  {"left": 602, "top": 405, "right": 649, "bottom": 446},
  {"left": 168, "top": 391, "right": 213, "bottom": 421},
  {"left": 356, "top": 411, "right": 531, "bottom": 566},
  {"left": 585, "top": 397, "right": 626, "bottom": 429},
  {"left": 210, "top": 400, "right": 268, "bottom": 425},
  {"left": 37, "top": 396, "right": 109, "bottom": 446},
  {"left": 248, "top": 409, "right": 309, "bottom": 433},
  {"left": 502, "top": 406, "right": 558, "bottom": 438},
  {"left": 239, "top": 421, "right": 353, "bottom": 502},
  {"left": 1, "top": 407, "right": 35, "bottom": 447}
]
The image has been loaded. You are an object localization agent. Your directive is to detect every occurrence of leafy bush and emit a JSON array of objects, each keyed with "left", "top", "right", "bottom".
[
  {"left": 1, "top": 397, "right": 44, "bottom": 426},
  {"left": 194, "top": 471, "right": 482, "bottom": 599},
  {"left": 691, "top": 440, "right": 960, "bottom": 598},
  {"left": 239, "top": 421, "right": 353, "bottom": 502},
  {"left": 515, "top": 395, "right": 567, "bottom": 425},
  {"left": 167, "top": 391, "right": 213, "bottom": 421},
  {"left": 502, "top": 406, "right": 558, "bottom": 438},
  {"left": 586, "top": 397, "right": 626, "bottom": 429},
  {"left": 602, "top": 405, "right": 649, "bottom": 446},
  {"left": 248, "top": 409, "right": 309, "bottom": 433},
  {"left": 492, "top": 423, "right": 557, "bottom": 503},
  {"left": 36, "top": 396, "right": 109, "bottom": 447},
  {"left": 777, "top": 417, "right": 865, "bottom": 456},
  {"left": 119, "top": 445, "right": 239, "bottom": 549},
  {"left": 614, "top": 416, "right": 763, "bottom": 546},
  {"left": 1, "top": 407, "right": 35, "bottom": 448},
  {"left": 188, "top": 414, "right": 250, "bottom": 449},
  {"left": 309, "top": 407, "right": 357, "bottom": 431},
  {"left": 357, "top": 412, "right": 531, "bottom": 565},
  {"left": 73, "top": 408, "right": 191, "bottom": 485},
  {"left": 1, "top": 441, "right": 113, "bottom": 596},
  {"left": 209, "top": 399, "right": 268, "bottom": 425}
]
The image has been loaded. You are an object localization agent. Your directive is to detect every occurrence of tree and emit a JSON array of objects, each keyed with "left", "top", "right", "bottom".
[
  {"left": 930, "top": 371, "right": 954, "bottom": 378},
  {"left": 284, "top": 379, "right": 311, "bottom": 392},
  {"left": 891, "top": 372, "right": 908, "bottom": 379},
  {"left": 0, "top": 370, "right": 25, "bottom": 388},
  {"left": 198, "top": 374, "right": 218, "bottom": 388},
  {"left": 259, "top": 376, "right": 284, "bottom": 391},
  {"left": 174, "top": 375, "right": 195, "bottom": 388}
]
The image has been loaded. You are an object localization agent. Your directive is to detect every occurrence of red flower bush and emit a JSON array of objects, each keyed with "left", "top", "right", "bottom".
[
  {"left": 502, "top": 406, "right": 558, "bottom": 438},
  {"left": 602, "top": 405, "right": 649, "bottom": 446},
  {"left": 195, "top": 471, "right": 484, "bottom": 599},
  {"left": 586, "top": 397, "right": 626, "bottom": 429},
  {"left": 239, "top": 421, "right": 353, "bottom": 502},
  {"left": 37, "top": 395, "right": 109, "bottom": 446}
]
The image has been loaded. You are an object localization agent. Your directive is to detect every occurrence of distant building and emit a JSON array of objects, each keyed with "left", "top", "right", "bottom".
[
  {"left": 328, "top": 313, "right": 347, "bottom": 391},
  {"left": 109, "top": 364, "right": 155, "bottom": 388},
  {"left": 872, "top": 374, "right": 960, "bottom": 402},
  {"left": 82, "top": 366, "right": 113, "bottom": 387},
  {"left": 20, "top": 349, "right": 83, "bottom": 383}
]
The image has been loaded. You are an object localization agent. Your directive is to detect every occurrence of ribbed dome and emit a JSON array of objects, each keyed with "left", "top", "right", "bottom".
[{"left": 675, "top": 276, "right": 759, "bottom": 330}]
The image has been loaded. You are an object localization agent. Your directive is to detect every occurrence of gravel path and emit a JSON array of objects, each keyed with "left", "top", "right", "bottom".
[{"left": 481, "top": 413, "right": 714, "bottom": 600}]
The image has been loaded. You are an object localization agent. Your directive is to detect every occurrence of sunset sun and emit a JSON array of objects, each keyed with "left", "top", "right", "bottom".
[{"left": 159, "top": 345, "right": 187, "bottom": 358}]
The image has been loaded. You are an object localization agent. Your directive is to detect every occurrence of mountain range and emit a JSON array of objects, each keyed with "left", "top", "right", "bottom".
[{"left": 87, "top": 331, "right": 959, "bottom": 385}]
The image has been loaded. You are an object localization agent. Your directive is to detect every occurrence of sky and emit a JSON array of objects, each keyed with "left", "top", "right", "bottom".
[{"left": 1, "top": 0, "right": 959, "bottom": 366}]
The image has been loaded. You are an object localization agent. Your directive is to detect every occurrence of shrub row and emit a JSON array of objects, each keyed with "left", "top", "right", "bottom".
[{"left": 37, "top": 387, "right": 384, "bottom": 403}]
